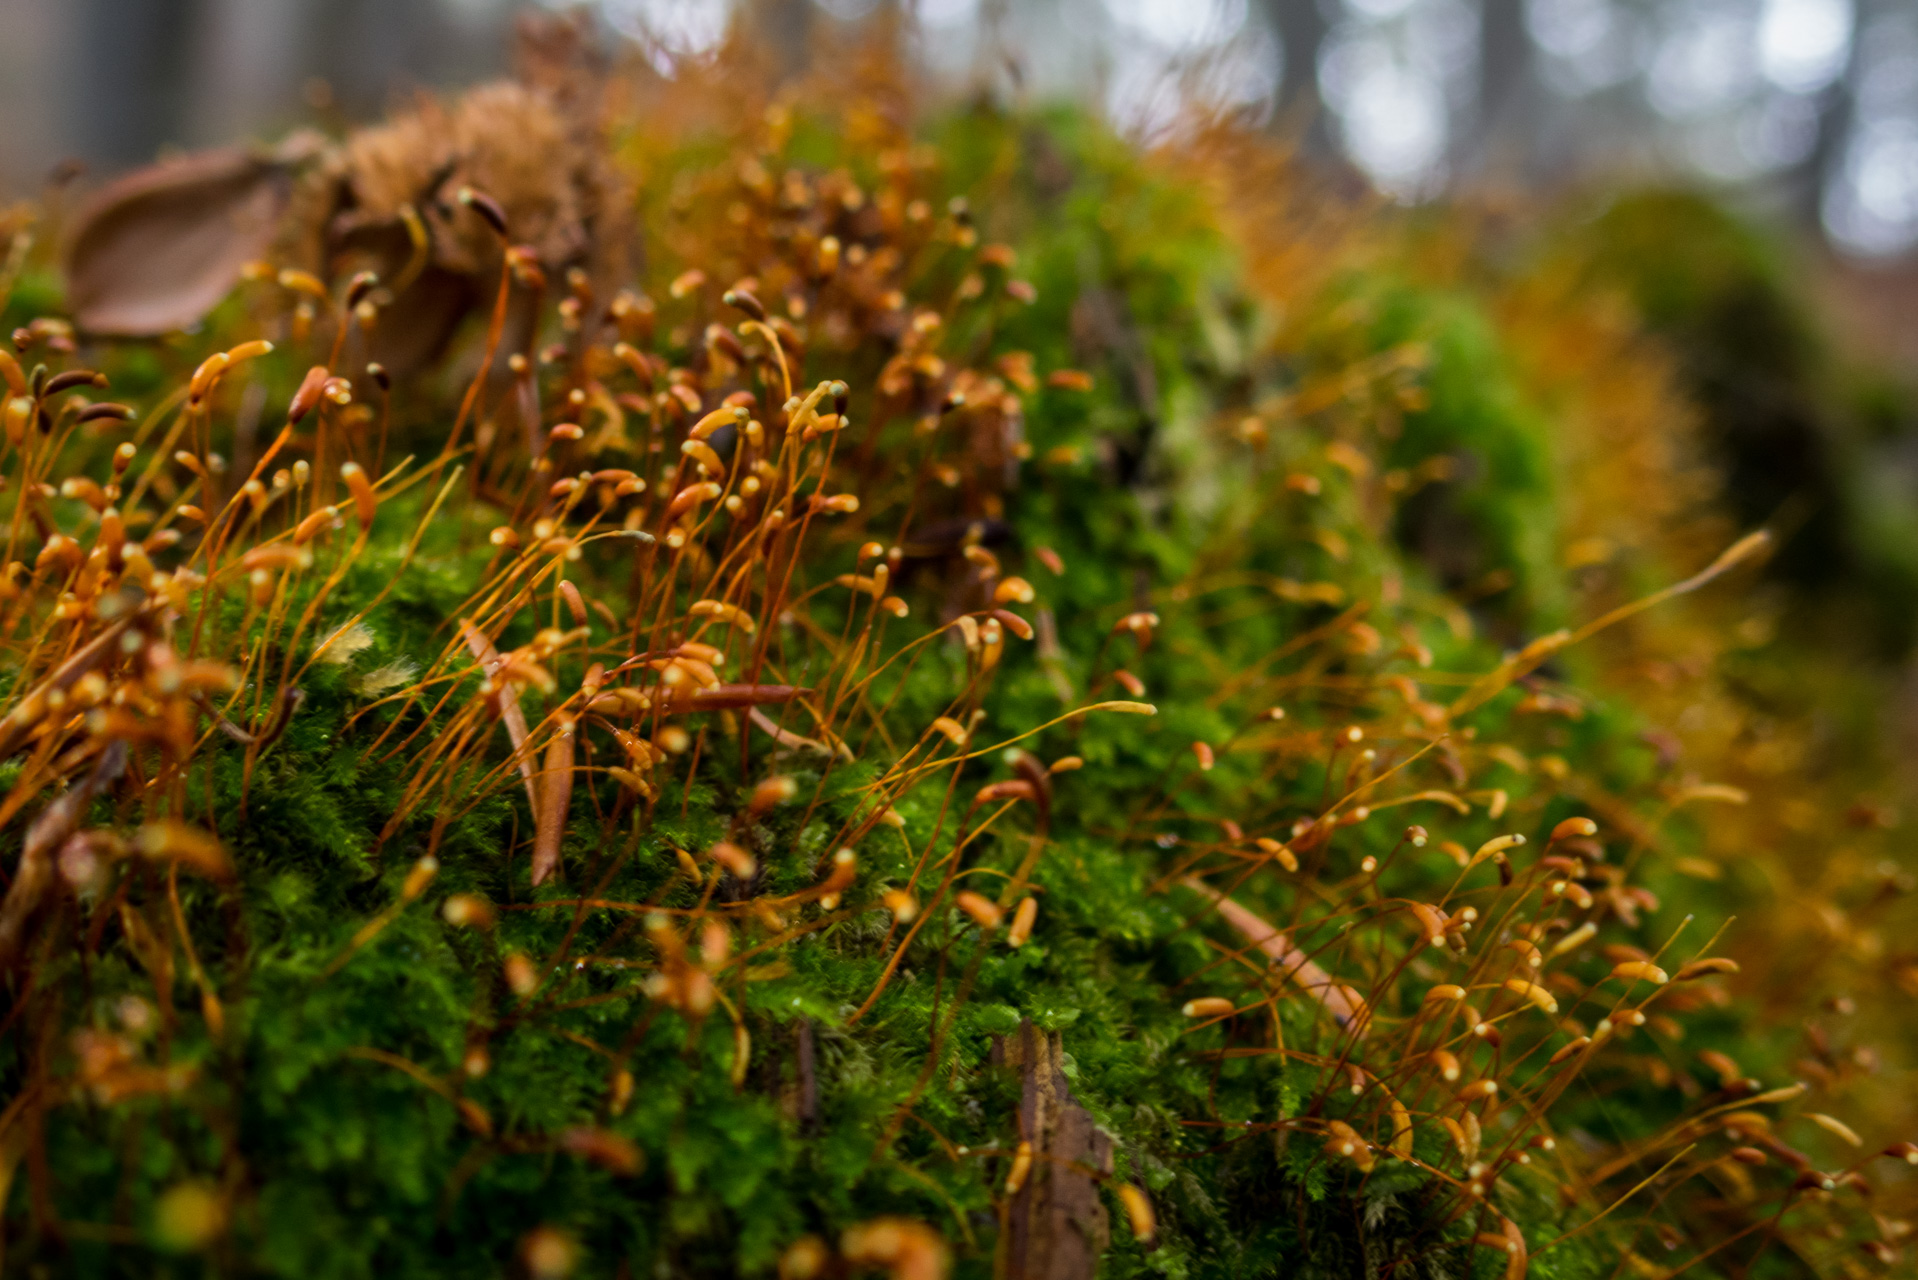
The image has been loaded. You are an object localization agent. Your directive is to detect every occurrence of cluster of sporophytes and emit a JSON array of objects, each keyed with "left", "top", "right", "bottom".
[{"left": 1, "top": 21, "right": 1915, "bottom": 1280}]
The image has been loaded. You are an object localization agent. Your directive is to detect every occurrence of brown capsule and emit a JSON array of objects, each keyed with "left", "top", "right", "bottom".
[
  {"left": 293, "top": 506, "right": 340, "bottom": 545},
  {"left": 558, "top": 580, "right": 588, "bottom": 626},
  {"left": 1504, "top": 937, "right": 1543, "bottom": 967},
  {"left": 955, "top": 891, "right": 1002, "bottom": 931},
  {"left": 991, "top": 608, "right": 1034, "bottom": 640},
  {"left": 558, "top": 1127, "right": 642, "bottom": 1177},
  {"left": 134, "top": 821, "right": 233, "bottom": 879},
  {"left": 840, "top": 1220, "right": 949, "bottom": 1279},
  {"left": 710, "top": 841, "right": 757, "bottom": 880},
  {"left": 611, "top": 343, "right": 656, "bottom": 392},
  {"left": 1697, "top": 1049, "right": 1743, "bottom": 1089},
  {"left": 457, "top": 186, "right": 510, "bottom": 238},
  {"left": 1674, "top": 957, "right": 1740, "bottom": 981},
  {"left": 1255, "top": 837, "right": 1299, "bottom": 872},
  {"left": 344, "top": 270, "right": 380, "bottom": 310},
  {"left": 815, "top": 848, "right": 857, "bottom": 896},
  {"left": 186, "top": 352, "right": 229, "bottom": 402},
  {"left": 989, "top": 579, "right": 1035, "bottom": 610},
  {"left": 1323, "top": 1119, "right": 1375, "bottom": 1173},
  {"left": 1549, "top": 922, "right": 1597, "bottom": 957},
  {"left": 706, "top": 324, "right": 747, "bottom": 364},
  {"left": 43, "top": 369, "right": 108, "bottom": 395},
  {"left": 287, "top": 365, "right": 331, "bottom": 425},
  {"left": 681, "top": 438, "right": 724, "bottom": 475},
  {"left": 60, "top": 476, "right": 106, "bottom": 508},
  {"left": 778, "top": 1235, "right": 829, "bottom": 1280},
  {"left": 1548, "top": 1037, "right": 1591, "bottom": 1065},
  {"left": 1116, "top": 1184, "right": 1155, "bottom": 1242},
  {"left": 1004, "top": 1140, "right": 1033, "bottom": 1194},
  {"left": 1504, "top": 979, "right": 1558, "bottom": 1014},
  {"left": 723, "top": 288, "right": 768, "bottom": 322},
  {"left": 441, "top": 894, "right": 496, "bottom": 929},
  {"left": 748, "top": 775, "right": 798, "bottom": 815},
  {"left": 1006, "top": 897, "right": 1038, "bottom": 947},
  {"left": 78, "top": 402, "right": 134, "bottom": 423},
  {"left": 666, "top": 482, "right": 721, "bottom": 519},
  {"left": 1550, "top": 816, "right": 1598, "bottom": 842},
  {"left": 1806, "top": 1112, "right": 1862, "bottom": 1147},
  {"left": 1182, "top": 996, "right": 1236, "bottom": 1019},
  {"left": 243, "top": 544, "right": 315, "bottom": 574},
  {"left": 974, "top": 779, "right": 1036, "bottom": 808},
  {"left": 1409, "top": 903, "right": 1448, "bottom": 947},
  {"left": 277, "top": 268, "right": 328, "bottom": 299},
  {"left": 1609, "top": 960, "right": 1669, "bottom": 986},
  {"left": 400, "top": 856, "right": 438, "bottom": 902},
  {"left": 340, "top": 462, "right": 376, "bottom": 528},
  {"left": 519, "top": 1226, "right": 576, "bottom": 1279},
  {"left": 503, "top": 952, "right": 539, "bottom": 997}
]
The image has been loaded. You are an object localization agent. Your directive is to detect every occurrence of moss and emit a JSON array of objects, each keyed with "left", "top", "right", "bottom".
[{"left": 0, "top": 59, "right": 1907, "bottom": 1280}]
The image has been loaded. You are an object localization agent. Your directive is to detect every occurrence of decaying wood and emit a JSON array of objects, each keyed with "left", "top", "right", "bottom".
[
  {"left": 459, "top": 619, "right": 539, "bottom": 818},
  {"left": 0, "top": 741, "right": 127, "bottom": 971},
  {"left": 530, "top": 717, "right": 574, "bottom": 887},
  {"left": 794, "top": 1018, "right": 818, "bottom": 1131},
  {"left": 990, "top": 1020, "right": 1112, "bottom": 1280},
  {"left": 62, "top": 148, "right": 294, "bottom": 336},
  {"left": 60, "top": 11, "right": 629, "bottom": 374},
  {"left": 1181, "top": 875, "right": 1369, "bottom": 1035}
]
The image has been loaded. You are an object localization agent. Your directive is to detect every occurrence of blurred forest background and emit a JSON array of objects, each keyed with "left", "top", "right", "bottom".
[
  {"left": 7, "top": 0, "right": 1918, "bottom": 690},
  {"left": 4, "top": 0, "right": 1916, "bottom": 362},
  {"left": 3, "top": 0, "right": 1914, "bottom": 260}
]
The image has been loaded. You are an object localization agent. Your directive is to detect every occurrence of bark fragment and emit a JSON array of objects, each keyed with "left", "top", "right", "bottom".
[{"left": 990, "top": 1020, "right": 1112, "bottom": 1280}]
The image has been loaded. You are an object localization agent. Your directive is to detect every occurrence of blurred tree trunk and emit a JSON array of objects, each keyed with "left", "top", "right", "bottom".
[
  {"left": 1468, "top": 0, "right": 1537, "bottom": 176},
  {"left": 71, "top": 0, "right": 198, "bottom": 165},
  {"left": 1791, "top": 0, "right": 1868, "bottom": 235},
  {"left": 1262, "top": 0, "right": 1331, "bottom": 153},
  {"left": 749, "top": 0, "right": 816, "bottom": 81}
]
